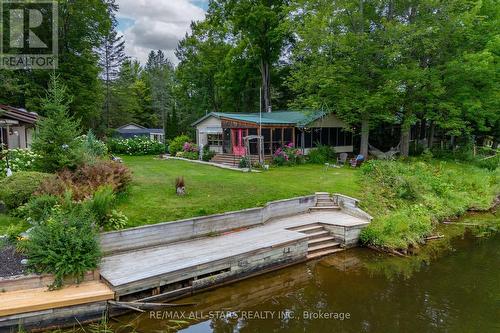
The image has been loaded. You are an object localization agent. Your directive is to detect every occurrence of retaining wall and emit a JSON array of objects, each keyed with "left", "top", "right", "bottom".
[
  {"left": 333, "top": 193, "right": 373, "bottom": 221},
  {"left": 0, "top": 271, "right": 98, "bottom": 293},
  {"left": 100, "top": 195, "right": 316, "bottom": 255}
]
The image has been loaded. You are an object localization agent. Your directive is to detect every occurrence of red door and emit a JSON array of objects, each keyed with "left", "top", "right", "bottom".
[{"left": 231, "top": 128, "right": 246, "bottom": 156}]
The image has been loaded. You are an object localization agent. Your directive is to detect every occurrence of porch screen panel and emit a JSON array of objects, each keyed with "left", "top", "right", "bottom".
[
  {"left": 329, "top": 128, "right": 338, "bottom": 146},
  {"left": 345, "top": 131, "right": 353, "bottom": 146},
  {"left": 304, "top": 130, "right": 312, "bottom": 148},
  {"left": 272, "top": 128, "right": 282, "bottom": 152},
  {"left": 337, "top": 128, "right": 346, "bottom": 146},
  {"left": 320, "top": 128, "right": 329, "bottom": 145},
  {"left": 312, "top": 128, "right": 321, "bottom": 147},
  {"left": 284, "top": 128, "right": 293, "bottom": 145},
  {"left": 248, "top": 128, "right": 258, "bottom": 155},
  {"left": 295, "top": 130, "right": 302, "bottom": 148},
  {"left": 262, "top": 129, "right": 271, "bottom": 155}
]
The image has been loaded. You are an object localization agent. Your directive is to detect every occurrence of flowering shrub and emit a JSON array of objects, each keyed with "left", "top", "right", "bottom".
[
  {"left": 273, "top": 143, "right": 304, "bottom": 166},
  {"left": 168, "top": 135, "right": 191, "bottom": 156},
  {"left": 0, "top": 149, "right": 40, "bottom": 177},
  {"left": 175, "top": 141, "right": 199, "bottom": 160},
  {"left": 107, "top": 136, "right": 165, "bottom": 155}
]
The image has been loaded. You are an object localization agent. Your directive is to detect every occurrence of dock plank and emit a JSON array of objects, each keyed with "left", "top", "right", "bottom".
[{"left": 0, "top": 281, "right": 114, "bottom": 317}]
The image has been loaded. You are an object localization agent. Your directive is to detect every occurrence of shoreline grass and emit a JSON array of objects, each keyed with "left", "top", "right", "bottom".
[{"left": 359, "top": 159, "right": 499, "bottom": 250}]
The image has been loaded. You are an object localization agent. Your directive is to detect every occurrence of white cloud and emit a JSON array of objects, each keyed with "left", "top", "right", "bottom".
[{"left": 117, "top": 0, "right": 206, "bottom": 65}]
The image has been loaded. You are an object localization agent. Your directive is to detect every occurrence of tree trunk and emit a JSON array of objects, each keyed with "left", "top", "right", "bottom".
[
  {"left": 260, "top": 59, "right": 271, "bottom": 113},
  {"left": 360, "top": 114, "right": 369, "bottom": 158},
  {"left": 401, "top": 124, "right": 411, "bottom": 157},
  {"left": 428, "top": 121, "right": 435, "bottom": 149}
]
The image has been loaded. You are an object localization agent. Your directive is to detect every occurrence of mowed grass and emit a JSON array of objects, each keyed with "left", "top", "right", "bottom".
[{"left": 117, "top": 156, "right": 360, "bottom": 227}]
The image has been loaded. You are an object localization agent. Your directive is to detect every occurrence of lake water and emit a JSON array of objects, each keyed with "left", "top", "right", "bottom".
[{"left": 115, "top": 213, "right": 500, "bottom": 333}]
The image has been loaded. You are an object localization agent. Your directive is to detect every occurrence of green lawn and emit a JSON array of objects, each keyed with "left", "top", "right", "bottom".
[{"left": 117, "top": 156, "right": 361, "bottom": 227}]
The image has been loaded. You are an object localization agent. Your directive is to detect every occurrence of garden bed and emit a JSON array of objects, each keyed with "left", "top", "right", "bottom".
[{"left": 0, "top": 245, "right": 27, "bottom": 278}]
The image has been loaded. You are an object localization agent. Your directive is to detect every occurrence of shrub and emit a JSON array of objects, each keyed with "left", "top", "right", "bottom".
[
  {"left": 37, "top": 160, "right": 131, "bottom": 201},
  {"left": 0, "top": 172, "right": 53, "bottom": 209},
  {"left": 25, "top": 207, "right": 101, "bottom": 288},
  {"left": 202, "top": 146, "right": 216, "bottom": 162},
  {"left": 273, "top": 143, "right": 304, "bottom": 166},
  {"left": 15, "top": 194, "right": 60, "bottom": 224},
  {"left": 106, "top": 209, "right": 128, "bottom": 230},
  {"left": 239, "top": 157, "right": 251, "bottom": 168},
  {"left": 107, "top": 136, "right": 165, "bottom": 156},
  {"left": 475, "top": 155, "right": 499, "bottom": 171},
  {"left": 168, "top": 135, "right": 191, "bottom": 156},
  {"left": 307, "top": 144, "right": 336, "bottom": 164},
  {"left": 0, "top": 149, "right": 40, "bottom": 177},
  {"left": 83, "top": 186, "right": 115, "bottom": 228},
  {"left": 74, "top": 130, "right": 108, "bottom": 163}
]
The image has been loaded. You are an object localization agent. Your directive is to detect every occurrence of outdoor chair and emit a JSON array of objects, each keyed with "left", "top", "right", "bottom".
[{"left": 337, "top": 153, "right": 348, "bottom": 166}]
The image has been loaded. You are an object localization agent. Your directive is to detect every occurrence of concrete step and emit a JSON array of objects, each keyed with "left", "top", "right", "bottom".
[
  {"left": 309, "top": 206, "right": 341, "bottom": 211},
  {"left": 307, "top": 248, "right": 344, "bottom": 260},
  {"left": 308, "top": 236, "right": 337, "bottom": 246},
  {"left": 308, "top": 242, "right": 340, "bottom": 254},
  {"left": 316, "top": 203, "right": 336, "bottom": 207},
  {"left": 291, "top": 225, "right": 324, "bottom": 234},
  {"left": 306, "top": 230, "right": 330, "bottom": 239}
]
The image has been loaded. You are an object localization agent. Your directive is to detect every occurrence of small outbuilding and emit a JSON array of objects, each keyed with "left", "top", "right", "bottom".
[
  {"left": 115, "top": 123, "right": 165, "bottom": 142},
  {"left": 0, "top": 105, "right": 38, "bottom": 149}
]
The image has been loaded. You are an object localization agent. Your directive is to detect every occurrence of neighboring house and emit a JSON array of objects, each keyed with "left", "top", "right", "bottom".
[
  {"left": 115, "top": 123, "right": 165, "bottom": 142},
  {"left": 192, "top": 110, "right": 353, "bottom": 156},
  {"left": 0, "top": 105, "right": 38, "bottom": 149}
]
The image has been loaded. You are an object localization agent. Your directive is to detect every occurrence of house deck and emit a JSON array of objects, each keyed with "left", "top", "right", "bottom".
[{"left": 100, "top": 210, "right": 369, "bottom": 298}]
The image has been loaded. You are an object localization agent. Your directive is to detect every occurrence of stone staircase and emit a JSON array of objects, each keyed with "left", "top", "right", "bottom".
[
  {"left": 288, "top": 223, "right": 343, "bottom": 259},
  {"left": 309, "top": 192, "right": 341, "bottom": 212}
]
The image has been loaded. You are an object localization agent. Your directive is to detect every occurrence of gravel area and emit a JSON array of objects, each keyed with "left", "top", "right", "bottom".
[{"left": 0, "top": 244, "right": 27, "bottom": 277}]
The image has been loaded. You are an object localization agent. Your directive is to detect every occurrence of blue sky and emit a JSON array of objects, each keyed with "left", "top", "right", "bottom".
[{"left": 116, "top": 0, "right": 207, "bottom": 64}]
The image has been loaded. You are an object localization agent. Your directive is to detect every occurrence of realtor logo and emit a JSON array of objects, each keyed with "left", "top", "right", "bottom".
[{"left": 0, "top": 0, "right": 58, "bottom": 69}]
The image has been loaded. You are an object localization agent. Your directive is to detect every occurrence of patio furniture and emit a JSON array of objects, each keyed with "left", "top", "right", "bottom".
[
  {"left": 350, "top": 154, "right": 365, "bottom": 167},
  {"left": 337, "top": 153, "right": 348, "bottom": 166}
]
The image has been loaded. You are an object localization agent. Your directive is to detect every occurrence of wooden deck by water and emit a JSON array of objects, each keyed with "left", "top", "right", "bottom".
[
  {"left": 100, "top": 210, "right": 369, "bottom": 296},
  {"left": 0, "top": 281, "right": 114, "bottom": 317}
]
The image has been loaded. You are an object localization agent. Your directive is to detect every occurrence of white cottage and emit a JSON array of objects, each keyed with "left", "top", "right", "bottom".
[
  {"left": 192, "top": 110, "right": 354, "bottom": 157},
  {"left": 0, "top": 105, "right": 38, "bottom": 149}
]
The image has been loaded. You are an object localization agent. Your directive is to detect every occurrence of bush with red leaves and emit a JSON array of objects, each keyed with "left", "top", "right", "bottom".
[{"left": 37, "top": 160, "right": 131, "bottom": 201}]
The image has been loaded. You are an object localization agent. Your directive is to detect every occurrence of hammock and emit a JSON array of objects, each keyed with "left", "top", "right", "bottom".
[{"left": 368, "top": 143, "right": 401, "bottom": 160}]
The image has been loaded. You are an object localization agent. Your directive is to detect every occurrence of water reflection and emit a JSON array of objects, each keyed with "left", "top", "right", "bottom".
[{"left": 114, "top": 213, "right": 500, "bottom": 333}]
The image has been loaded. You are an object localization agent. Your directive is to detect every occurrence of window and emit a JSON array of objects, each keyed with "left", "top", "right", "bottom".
[
  {"left": 151, "top": 133, "right": 164, "bottom": 143},
  {"left": 208, "top": 134, "right": 223, "bottom": 146}
]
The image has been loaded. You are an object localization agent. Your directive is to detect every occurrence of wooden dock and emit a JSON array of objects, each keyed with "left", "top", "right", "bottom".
[
  {"left": 100, "top": 210, "right": 369, "bottom": 298},
  {"left": 0, "top": 281, "right": 114, "bottom": 317}
]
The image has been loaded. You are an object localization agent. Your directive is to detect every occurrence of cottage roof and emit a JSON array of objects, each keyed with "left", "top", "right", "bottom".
[
  {"left": 0, "top": 104, "right": 38, "bottom": 124},
  {"left": 192, "top": 110, "right": 327, "bottom": 127}
]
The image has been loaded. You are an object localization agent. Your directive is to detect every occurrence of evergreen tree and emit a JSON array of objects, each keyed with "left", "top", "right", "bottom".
[
  {"left": 99, "top": 29, "right": 127, "bottom": 128},
  {"left": 32, "top": 75, "right": 81, "bottom": 172}
]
